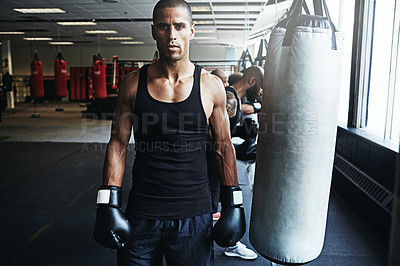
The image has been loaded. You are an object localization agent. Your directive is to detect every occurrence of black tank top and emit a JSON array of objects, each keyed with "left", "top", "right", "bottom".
[{"left": 126, "top": 64, "right": 212, "bottom": 219}]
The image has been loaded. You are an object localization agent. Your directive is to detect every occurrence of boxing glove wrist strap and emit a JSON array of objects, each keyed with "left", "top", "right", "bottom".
[
  {"left": 96, "top": 185, "right": 121, "bottom": 208},
  {"left": 220, "top": 185, "right": 243, "bottom": 207},
  {"left": 252, "top": 102, "right": 261, "bottom": 113}
]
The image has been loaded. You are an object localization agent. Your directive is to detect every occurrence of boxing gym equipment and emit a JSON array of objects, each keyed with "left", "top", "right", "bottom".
[
  {"left": 250, "top": 0, "right": 344, "bottom": 264},
  {"left": 94, "top": 186, "right": 133, "bottom": 249},
  {"left": 54, "top": 52, "right": 68, "bottom": 99},
  {"left": 54, "top": 52, "right": 68, "bottom": 111},
  {"left": 93, "top": 54, "right": 107, "bottom": 99},
  {"left": 30, "top": 53, "right": 44, "bottom": 118},
  {"left": 213, "top": 186, "right": 246, "bottom": 247},
  {"left": 111, "top": 56, "right": 119, "bottom": 90},
  {"left": 30, "top": 53, "right": 44, "bottom": 100}
]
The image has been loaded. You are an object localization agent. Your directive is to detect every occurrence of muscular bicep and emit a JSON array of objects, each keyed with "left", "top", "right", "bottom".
[
  {"left": 110, "top": 72, "right": 137, "bottom": 144},
  {"left": 209, "top": 86, "right": 238, "bottom": 186},
  {"left": 226, "top": 91, "right": 238, "bottom": 119}
]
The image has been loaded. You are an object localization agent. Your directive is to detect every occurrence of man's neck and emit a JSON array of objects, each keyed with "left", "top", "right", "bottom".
[
  {"left": 154, "top": 58, "right": 194, "bottom": 82},
  {"left": 230, "top": 79, "right": 247, "bottom": 100}
]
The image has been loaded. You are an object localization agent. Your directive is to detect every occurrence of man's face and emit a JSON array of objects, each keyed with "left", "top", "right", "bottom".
[{"left": 152, "top": 7, "right": 194, "bottom": 62}]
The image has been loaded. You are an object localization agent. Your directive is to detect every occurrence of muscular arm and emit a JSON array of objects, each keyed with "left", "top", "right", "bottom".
[
  {"left": 225, "top": 91, "right": 238, "bottom": 119},
  {"left": 209, "top": 79, "right": 238, "bottom": 186},
  {"left": 241, "top": 103, "right": 255, "bottom": 115},
  {"left": 102, "top": 72, "right": 137, "bottom": 186}
]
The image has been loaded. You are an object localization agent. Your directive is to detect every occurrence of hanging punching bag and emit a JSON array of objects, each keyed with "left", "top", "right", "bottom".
[
  {"left": 94, "top": 54, "right": 107, "bottom": 99},
  {"left": 54, "top": 52, "right": 68, "bottom": 98},
  {"left": 250, "top": 0, "right": 344, "bottom": 264},
  {"left": 30, "top": 53, "right": 44, "bottom": 99}
]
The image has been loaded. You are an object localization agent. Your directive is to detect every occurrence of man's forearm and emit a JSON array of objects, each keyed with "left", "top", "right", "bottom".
[
  {"left": 102, "top": 140, "right": 128, "bottom": 186},
  {"left": 214, "top": 141, "right": 238, "bottom": 186}
]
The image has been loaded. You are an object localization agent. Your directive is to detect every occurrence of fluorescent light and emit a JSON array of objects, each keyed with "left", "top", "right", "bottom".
[
  {"left": 14, "top": 8, "right": 66, "bottom": 14},
  {"left": 195, "top": 41, "right": 220, "bottom": 44},
  {"left": 193, "top": 20, "right": 214, "bottom": 25},
  {"left": 106, "top": 37, "right": 133, "bottom": 40},
  {"left": 0, "top": 31, "right": 25, "bottom": 35},
  {"left": 121, "top": 41, "right": 144, "bottom": 45},
  {"left": 195, "top": 30, "right": 216, "bottom": 33},
  {"left": 57, "top": 21, "right": 97, "bottom": 26},
  {"left": 49, "top": 41, "right": 74, "bottom": 45},
  {"left": 194, "top": 36, "right": 217, "bottom": 40},
  {"left": 191, "top": 6, "right": 211, "bottom": 12},
  {"left": 24, "top": 37, "right": 53, "bottom": 41},
  {"left": 85, "top": 30, "right": 118, "bottom": 34}
]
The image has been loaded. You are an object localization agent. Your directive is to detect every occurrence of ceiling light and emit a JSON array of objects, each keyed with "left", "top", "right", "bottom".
[
  {"left": 106, "top": 37, "right": 133, "bottom": 40},
  {"left": 49, "top": 41, "right": 74, "bottom": 45},
  {"left": 191, "top": 6, "right": 211, "bottom": 12},
  {"left": 57, "top": 21, "right": 97, "bottom": 26},
  {"left": 195, "top": 30, "right": 216, "bottom": 33},
  {"left": 194, "top": 36, "right": 217, "bottom": 40},
  {"left": 121, "top": 41, "right": 144, "bottom": 45},
  {"left": 193, "top": 20, "right": 214, "bottom": 25},
  {"left": 85, "top": 30, "right": 118, "bottom": 34},
  {"left": 195, "top": 41, "right": 220, "bottom": 44},
  {"left": 0, "top": 31, "right": 25, "bottom": 35},
  {"left": 14, "top": 8, "right": 66, "bottom": 14},
  {"left": 24, "top": 37, "right": 53, "bottom": 41}
]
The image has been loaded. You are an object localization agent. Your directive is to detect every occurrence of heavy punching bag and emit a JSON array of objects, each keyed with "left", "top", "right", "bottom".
[
  {"left": 54, "top": 52, "right": 68, "bottom": 98},
  {"left": 30, "top": 53, "right": 44, "bottom": 99},
  {"left": 94, "top": 54, "right": 107, "bottom": 99},
  {"left": 250, "top": 0, "right": 344, "bottom": 264}
]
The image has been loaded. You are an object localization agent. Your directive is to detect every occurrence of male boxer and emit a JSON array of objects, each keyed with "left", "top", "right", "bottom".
[{"left": 93, "top": 0, "right": 245, "bottom": 265}]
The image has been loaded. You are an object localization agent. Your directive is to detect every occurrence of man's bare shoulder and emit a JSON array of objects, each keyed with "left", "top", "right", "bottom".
[
  {"left": 118, "top": 69, "right": 140, "bottom": 99},
  {"left": 200, "top": 69, "right": 225, "bottom": 97}
]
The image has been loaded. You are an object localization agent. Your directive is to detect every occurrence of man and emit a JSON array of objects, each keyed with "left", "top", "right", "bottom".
[
  {"left": 210, "top": 67, "right": 263, "bottom": 260},
  {"left": 93, "top": 0, "right": 245, "bottom": 265},
  {"left": 210, "top": 69, "right": 229, "bottom": 87}
]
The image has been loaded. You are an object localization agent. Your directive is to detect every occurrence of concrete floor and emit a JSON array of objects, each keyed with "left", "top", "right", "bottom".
[{"left": 0, "top": 102, "right": 388, "bottom": 265}]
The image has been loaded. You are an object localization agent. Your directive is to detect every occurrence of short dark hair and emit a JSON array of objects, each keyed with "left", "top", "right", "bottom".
[{"left": 152, "top": 0, "right": 192, "bottom": 24}]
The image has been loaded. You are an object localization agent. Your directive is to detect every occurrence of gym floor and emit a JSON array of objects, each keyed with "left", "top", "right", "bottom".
[{"left": 0, "top": 102, "right": 388, "bottom": 265}]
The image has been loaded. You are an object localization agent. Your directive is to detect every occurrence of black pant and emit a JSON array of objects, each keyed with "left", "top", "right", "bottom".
[{"left": 117, "top": 213, "right": 214, "bottom": 266}]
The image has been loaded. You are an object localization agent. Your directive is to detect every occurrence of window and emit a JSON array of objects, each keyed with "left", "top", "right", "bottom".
[{"left": 359, "top": 0, "right": 400, "bottom": 142}]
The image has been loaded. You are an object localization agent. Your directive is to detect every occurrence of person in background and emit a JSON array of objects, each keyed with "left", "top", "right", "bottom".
[{"left": 210, "top": 67, "right": 262, "bottom": 260}]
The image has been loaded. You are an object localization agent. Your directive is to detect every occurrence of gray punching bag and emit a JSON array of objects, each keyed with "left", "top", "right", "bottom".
[{"left": 250, "top": 0, "right": 344, "bottom": 264}]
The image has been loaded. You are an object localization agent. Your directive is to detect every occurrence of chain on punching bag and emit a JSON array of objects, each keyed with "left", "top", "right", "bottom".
[
  {"left": 54, "top": 52, "right": 68, "bottom": 98},
  {"left": 30, "top": 53, "right": 45, "bottom": 99}
]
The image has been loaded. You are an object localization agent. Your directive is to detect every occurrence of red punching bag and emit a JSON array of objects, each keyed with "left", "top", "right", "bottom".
[
  {"left": 30, "top": 53, "right": 44, "bottom": 99},
  {"left": 94, "top": 54, "right": 107, "bottom": 99},
  {"left": 54, "top": 52, "right": 68, "bottom": 98}
]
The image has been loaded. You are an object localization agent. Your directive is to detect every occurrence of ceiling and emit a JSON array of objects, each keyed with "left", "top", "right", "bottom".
[{"left": 0, "top": 0, "right": 292, "bottom": 48}]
